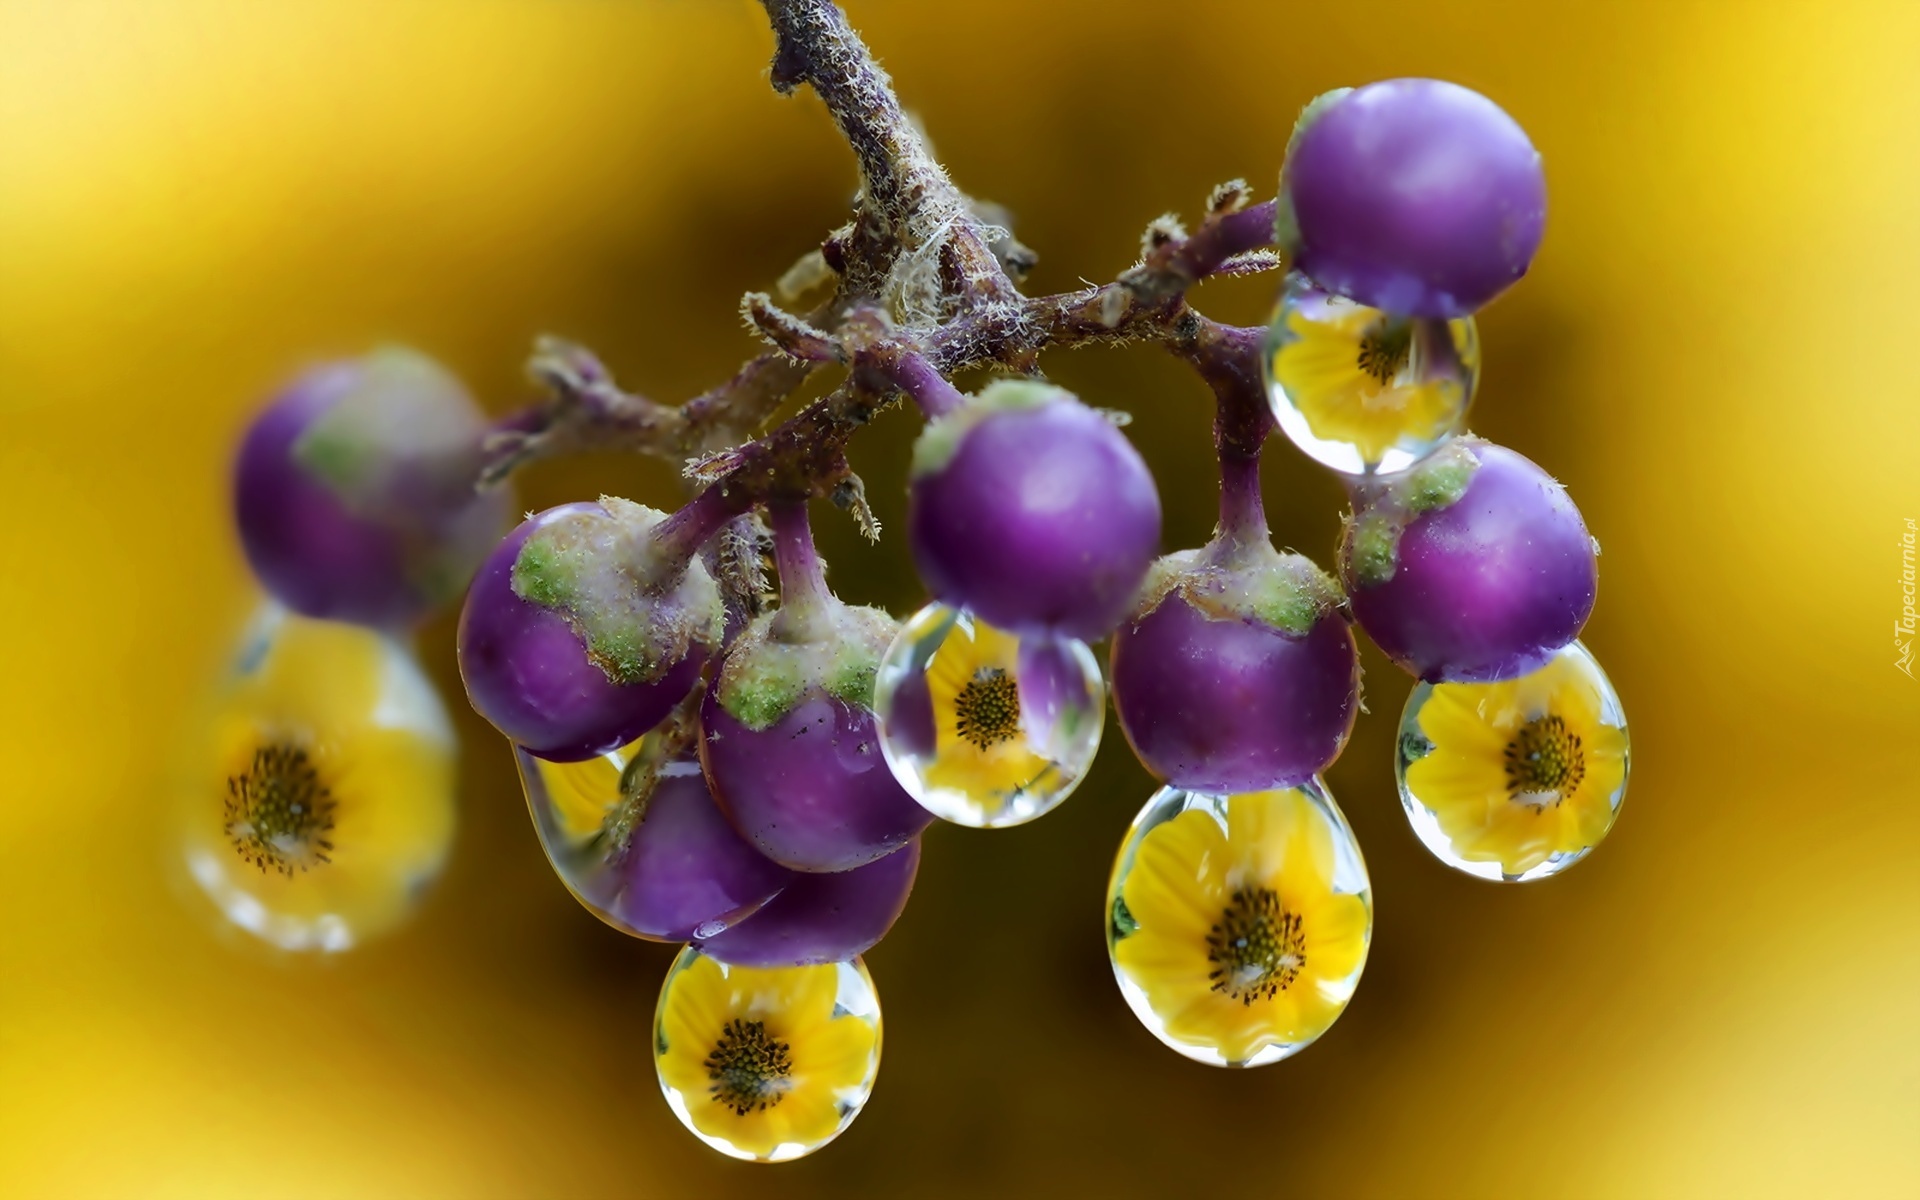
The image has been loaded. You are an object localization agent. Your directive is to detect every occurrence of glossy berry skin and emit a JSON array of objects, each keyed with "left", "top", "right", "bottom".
[
  {"left": 1111, "top": 592, "right": 1359, "bottom": 793},
  {"left": 910, "top": 392, "right": 1161, "bottom": 641},
  {"left": 1287, "top": 79, "right": 1546, "bottom": 320},
  {"left": 235, "top": 354, "right": 509, "bottom": 629},
  {"left": 592, "top": 763, "right": 793, "bottom": 942},
  {"left": 1344, "top": 441, "right": 1595, "bottom": 683},
  {"left": 694, "top": 839, "right": 920, "bottom": 968},
  {"left": 700, "top": 687, "right": 933, "bottom": 873},
  {"left": 459, "top": 504, "right": 705, "bottom": 762}
]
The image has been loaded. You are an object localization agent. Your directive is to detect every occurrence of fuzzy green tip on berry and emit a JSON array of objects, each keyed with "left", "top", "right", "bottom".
[
  {"left": 1402, "top": 443, "right": 1480, "bottom": 514},
  {"left": 909, "top": 377, "right": 1071, "bottom": 480},
  {"left": 508, "top": 499, "right": 723, "bottom": 687},
  {"left": 509, "top": 534, "right": 575, "bottom": 610},
  {"left": 1347, "top": 510, "right": 1402, "bottom": 587},
  {"left": 717, "top": 603, "right": 897, "bottom": 731},
  {"left": 1241, "top": 557, "right": 1343, "bottom": 637},
  {"left": 1140, "top": 543, "right": 1344, "bottom": 638}
]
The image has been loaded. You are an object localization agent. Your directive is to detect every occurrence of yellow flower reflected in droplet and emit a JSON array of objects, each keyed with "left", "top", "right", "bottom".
[
  {"left": 1269, "top": 296, "right": 1472, "bottom": 466},
  {"left": 531, "top": 743, "right": 630, "bottom": 843},
  {"left": 920, "top": 617, "right": 1052, "bottom": 812},
  {"left": 1114, "top": 788, "right": 1369, "bottom": 1065},
  {"left": 180, "top": 608, "right": 456, "bottom": 952},
  {"left": 1404, "top": 646, "right": 1629, "bottom": 877},
  {"left": 655, "top": 951, "right": 880, "bottom": 1162}
]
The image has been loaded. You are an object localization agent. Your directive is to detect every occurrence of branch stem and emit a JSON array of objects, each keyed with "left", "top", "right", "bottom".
[
  {"left": 880, "top": 350, "right": 967, "bottom": 418},
  {"left": 768, "top": 499, "right": 832, "bottom": 639},
  {"left": 651, "top": 483, "right": 752, "bottom": 568}
]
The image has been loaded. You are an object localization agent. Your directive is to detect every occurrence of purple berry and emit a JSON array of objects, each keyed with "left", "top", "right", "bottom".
[
  {"left": 458, "top": 499, "right": 723, "bottom": 761},
  {"left": 698, "top": 506, "right": 932, "bottom": 872},
  {"left": 701, "top": 687, "right": 931, "bottom": 873},
  {"left": 1284, "top": 79, "right": 1546, "bottom": 319},
  {"left": 234, "top": 348, "right": 510, "bottom": 628},
  {"left": 1341, "top": 438, "right": 1596, "bottom": 683},
  {"left": 909, "top": 381, "right": 1161, "bottom": 640},
  {"left": 694, "top": 838, "right": 920, "bottom": 967},
  {"left": 520, "top": 752, "right": 792, "bottom": 941},
  {"left": 1111, "top": 548, "right": 1359, "bottom": 792}
]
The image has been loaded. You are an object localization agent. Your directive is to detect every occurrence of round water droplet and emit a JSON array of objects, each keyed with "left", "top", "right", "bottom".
[
  {"left": 178, "top": 604, "right": 456, "bottom": 953},
  {"left": 654, "top": 946, "right": 881, "bottom": 1162},
  {"left": 1262, "top": 272, "right": 1479, "bottom": 475},
  {"left": 1106, "top": 781, "right": 1370, "bottom": 1067},
  {"left": 1396, "top": 640, "right": 1630, "bottom": 882},
  {"left": 872, "top": 602, "right": 1103, "bottom": 828},
  {"left": 516, "top": 737, "right": 790, "bottom": 942}
]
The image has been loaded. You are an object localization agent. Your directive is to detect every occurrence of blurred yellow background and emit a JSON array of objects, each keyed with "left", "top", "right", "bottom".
[{"left": 3, "top": 0, "right": 1917, "bottom": 1195}]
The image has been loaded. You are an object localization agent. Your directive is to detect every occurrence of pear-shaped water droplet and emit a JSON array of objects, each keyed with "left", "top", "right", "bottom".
[
  {"left": 1106, "top": 780, "right": 1371, "bottom": 1066},
  {"left": 654, "top": 946, "right": 881, "bottom": 1162},
  {"left": 872, "top": 602, "right": 1103, "bottom": 828},
  {"left": 1396, "top": 640, "right": 1630, "bottom": 882}
]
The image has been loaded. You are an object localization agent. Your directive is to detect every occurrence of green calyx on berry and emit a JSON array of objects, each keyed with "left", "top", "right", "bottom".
[
  {"left": 1341, "top": 440, "right": 1483, "bottom": 587},
  {"left": 1134, "top": 541, "right": 1345, "bottom": 639},
  {"left": 716, "top": 601, "right": 899, "bottom": 731},
  {"left": 510, "top": 497, "right": 724, "bottom": 685},
  {"left": 291, "top": 347, "right": 484, "bottom": 508},
  {"left": 908, "top": 378, "right": 1072, "bottom": 480}
]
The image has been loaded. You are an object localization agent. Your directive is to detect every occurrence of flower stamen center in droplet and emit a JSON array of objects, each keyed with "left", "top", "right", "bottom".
[
  {"left": 225, "top": 742, "right": 337, "bottom": 876},
  {"left": 953, "top": 667, "right": 1020, "bottom": 749},
  {"left": 1356, "top": 317, "right": 1413, "bottom": 385},
  {"left": 704, "top": 1018, "right": 793, "bottom": 1115},
  {"left": 1504, "top": 714, "right": 1587, "bottom": 806},
  {"left": 1206, "top": 887, "right": 1306, "bottom": 1005}
]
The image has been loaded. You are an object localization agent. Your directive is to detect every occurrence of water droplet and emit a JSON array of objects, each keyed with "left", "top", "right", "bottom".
[
  {"left": 654, "top": 946, "right": 881, "bottom": 1162},
  {"left": 1396, "top": 640, "right": 1630, "bottom": 882},
  {"left": 1262, "top": 272, "right": 1478, "bottom": 475},
  {"left": 516, "top": 740, "right": 788, "bottom": 942},
  {"left": 178, "top": 604, "right": 456, "bottom": 952},
  {"left": 872, "top": 603, "right": 1103, "bottom": 828},
  {"left": 1106, "top": 781, "right": 1371, "bottom": 1067}
]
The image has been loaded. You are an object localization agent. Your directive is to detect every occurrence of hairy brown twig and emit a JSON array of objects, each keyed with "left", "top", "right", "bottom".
[{"left": 479, "top": 0, "right": 1283, "bottom": 529}]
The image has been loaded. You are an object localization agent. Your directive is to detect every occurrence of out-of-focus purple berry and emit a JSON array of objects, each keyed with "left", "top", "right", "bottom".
[
  {"left": 908, "top": 381, "right": 1161, "bottom": 641},
  {"left": 1284, "top": 79, "right": 1546, "bottom": 319},
  {"left": 1341, "top": 438, "right": 1596, "bottom": 683},
  {"left": 694, "top": 839, "right": 920, "bottom": 967},
  {"left": 458, "top": 501, "right": 721, "bottom": 761},
  {"left": 234, "top": 348, "right": 511, "bottom": 628}
]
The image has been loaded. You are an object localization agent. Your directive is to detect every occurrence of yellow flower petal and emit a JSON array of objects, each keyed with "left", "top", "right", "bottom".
[
  {"left": 533, "top": 750, "right": 625, "bottom": 843},
  {"left": 1419, "top": 679, "right": 1523, "bottom": 749},
  {"left": 1120, "top": 808, "right": 1228, "bottom": 939},
  {"left": 1406, "top": 745, "right": 1507, "bottom": 826},
  {"left": 1298, "top": 890, "right": 1370, "bottom": 984},
  {"left": 1226, "top": 789, "right": 1328, "bottom": 889},
  {"left": 787, "top": 1012, "right": 877, "bottom": 1095}
]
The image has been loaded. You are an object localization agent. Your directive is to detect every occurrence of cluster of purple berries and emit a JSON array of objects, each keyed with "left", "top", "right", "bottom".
[{"left": 227, "top": 64, "right": 1612, "bottom": 1150}]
